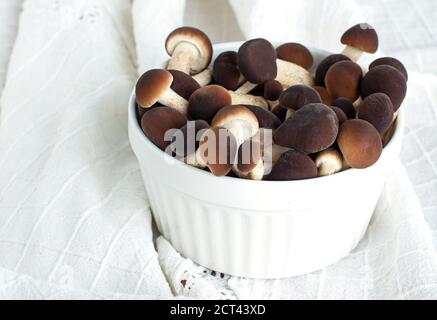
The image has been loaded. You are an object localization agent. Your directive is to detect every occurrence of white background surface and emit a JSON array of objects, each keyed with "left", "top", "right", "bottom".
[{"left": 0, "top": 0, "right": 437, "bottom": 299}]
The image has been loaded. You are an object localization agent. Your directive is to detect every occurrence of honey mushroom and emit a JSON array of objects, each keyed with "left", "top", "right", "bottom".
[
  {"left": 274, "top": 103, "right": 339, "bottom": 154},
  {"left": 212, "top": 51, "right": 245, "bottom": 90},
  {"left": 337, "top": 119, "right": 382, "bottom": 169},
  {"left": 278, "top": 85, "right": 322, "bottom": 119},
  {"left": 340, "top": 23, "right": 379, "bottom": 62},
  {"left": 136, "top": 69, "right": 189, "bottom": 114},
  {"left": 165, "top": 26, "right": 213, "bottom": 75}
]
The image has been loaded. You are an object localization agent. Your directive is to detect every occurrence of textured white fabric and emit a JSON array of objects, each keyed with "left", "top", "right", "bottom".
[
  {"left": 0, "top": 0, "right": 171, "bottom": 299},
  {"left": 1, "top": 0, "right": 437, "bottom": 299},
  {"left": 0, "top": 0, "right": 22, "bottom": 93}
]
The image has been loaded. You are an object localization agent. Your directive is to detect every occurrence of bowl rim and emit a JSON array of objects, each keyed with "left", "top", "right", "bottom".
[{"left": 129, "top": 42, "right": 405, "bottom": 187}]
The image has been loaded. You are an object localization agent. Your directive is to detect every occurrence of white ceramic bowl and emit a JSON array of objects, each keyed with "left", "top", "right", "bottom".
[{"left": 128, "top": 42, "right": 404, "bottom": 279}]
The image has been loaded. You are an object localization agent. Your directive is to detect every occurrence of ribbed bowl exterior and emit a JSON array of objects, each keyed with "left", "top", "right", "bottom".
[{"left": 128, "top": 43, "right": 404, "bottom": 279}]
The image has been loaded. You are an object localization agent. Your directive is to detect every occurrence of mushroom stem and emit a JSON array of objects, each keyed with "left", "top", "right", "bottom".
[
  {"left": 160, "top": 88, "right": 189, "bottom": 114},
  {"left": 167, "top": 42, "right": 198, "bottom": 74},
  {"left": 341, "top": 46, "right": 362, "bottom": 62},
  {"left": 193, "top": 68, "right": 213, "bottom": 86},
  {"left": 267, "top": 100, "right": 278, "bottom": 111},
  {"left": 232, "top": 161, "right": 264, "bottom": 180},
  {"left": 229, "top": 92, "right": 269, "bottom": 109},
  {"left": 234, "top": 81, "right": 258, "bottom": 94},
  {"left": 353, "top": 97, "right": 362, "bottom": 109},
  {"left": 275, "top": 59, "right": 314, "bottom": 88},
  {"left": 285, "top": 108, "right": 295, "bottom": 120},
  {"left": 315, "top": 149, "right": 343, "bottom": 176}
]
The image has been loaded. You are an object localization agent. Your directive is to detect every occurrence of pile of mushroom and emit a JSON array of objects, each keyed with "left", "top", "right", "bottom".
[{"left": 136, "top": 24, "right": 408, "bottom": 181}]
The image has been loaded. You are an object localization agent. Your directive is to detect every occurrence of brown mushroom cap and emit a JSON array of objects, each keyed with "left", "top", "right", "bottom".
[
  {"left": 265, "top": 149, "right": 317, "bottom": 181},
  {"left": 369, "top": 57, "right": 408, "bottom": 81},
  {"left": 325, "top": 60, "right": 362, "bottom": 101},
  {"left": 315, "top": 54, "right": 351, "bottom": 87},
  {"left": 357, "top": 93, "right": 394, "bottom": 134},
  {"left": 243, "top": 105, "right": 281, "bottom": 129},
  {"left": 276, "top": 43, "right": 314, "bottom": 70},
  {"left": 197, "top": 126, "right": 238, "bottom": 176},
  {"left": 237, "top": 139, "right": 262, "bottom": 173},
  {"left": 165, "top": 26, "right": 213, "bottom": 73},
  {"left": 212, "top": 51, "right": 241, "bottom": 90},
  {"left": 263, "top": 79, "right": 283, "bottom": 101},
  {"left": 136, "top": 69, "right": 173, "bottom": 108},
  {"left": 337, "top": 119, "right": 382, "bottom": 169},
  {"left": 279, "top": 85, "right": 322, "bottom": 110},
  {"left": 341, "top": 23, "right": 379, "bottom": 53},
  {"left": 330, "top": 106, "right": 348, "bottom": 125},
  {"left": 237, "top": 38, "right": 277, "bottom": 84},
  {"left": 360, "top": 65, "right": 407, "bottom": 111},
  {"left": 313, "top": 86, "right": 333, "bottom": 106},
  {"left": 331, "top": 97, "right": 356, "bottom": 119},
  {"left": 169, "top": 69, "right": 200, "bottom": 100},
  {"left": 273, "top": 103, "right": 339, "bottom": 153},
  {"left": 188, "top": 85, "right": 232, "bottom": 122},
  {"left": 141, "top": 107, "right": 187, "bottom": 151},
  {"left": 171, "top": 120, "right": 210, "bottom": 158}
]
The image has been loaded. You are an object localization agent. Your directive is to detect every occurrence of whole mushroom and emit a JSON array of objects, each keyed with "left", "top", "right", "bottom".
[
  {"left": 196, "top": 126, "right": 238, "bottom": 176},
  {"left": 274, "top": 103, "right": 339, "bottom": 154},
  {"left": 315, "top": 54, "right": 351, "bottom": 87},
  {"left": 360, "top": 65, "right": 407, "bottom": 111},
  {"left": 136, "top": 69, "right": 189, "bottom": 114},
  {"left": 235, "top": 38, "right": 278, "bottom": 94},
  {"left": 274, "top": 42, "right": 315, "bottom": 88},
  {"left": 357, "top": 93, "right": 394, "bottom": 134},
  {"left": 165, "top": 26, "right": 213, "bottom": 75},
  {"left": 141, "top": 107, "right": 187, "bottom": 151},
  {"left": 325, "top": 60, "right": 362, "bottom": 101},
  {"left": 340, "top": 23, "right": 379, "bottom": 62},
  {"left": 211, "top": 105, "right": 259, "bottom": 146},
  {"left": 337, "top": 119, "right": 383, "bottom": 169}
]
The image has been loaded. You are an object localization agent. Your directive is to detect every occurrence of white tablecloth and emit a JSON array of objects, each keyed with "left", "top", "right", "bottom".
[{"left": 0, "top": 0, "right": 437, "bottom": 299}]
